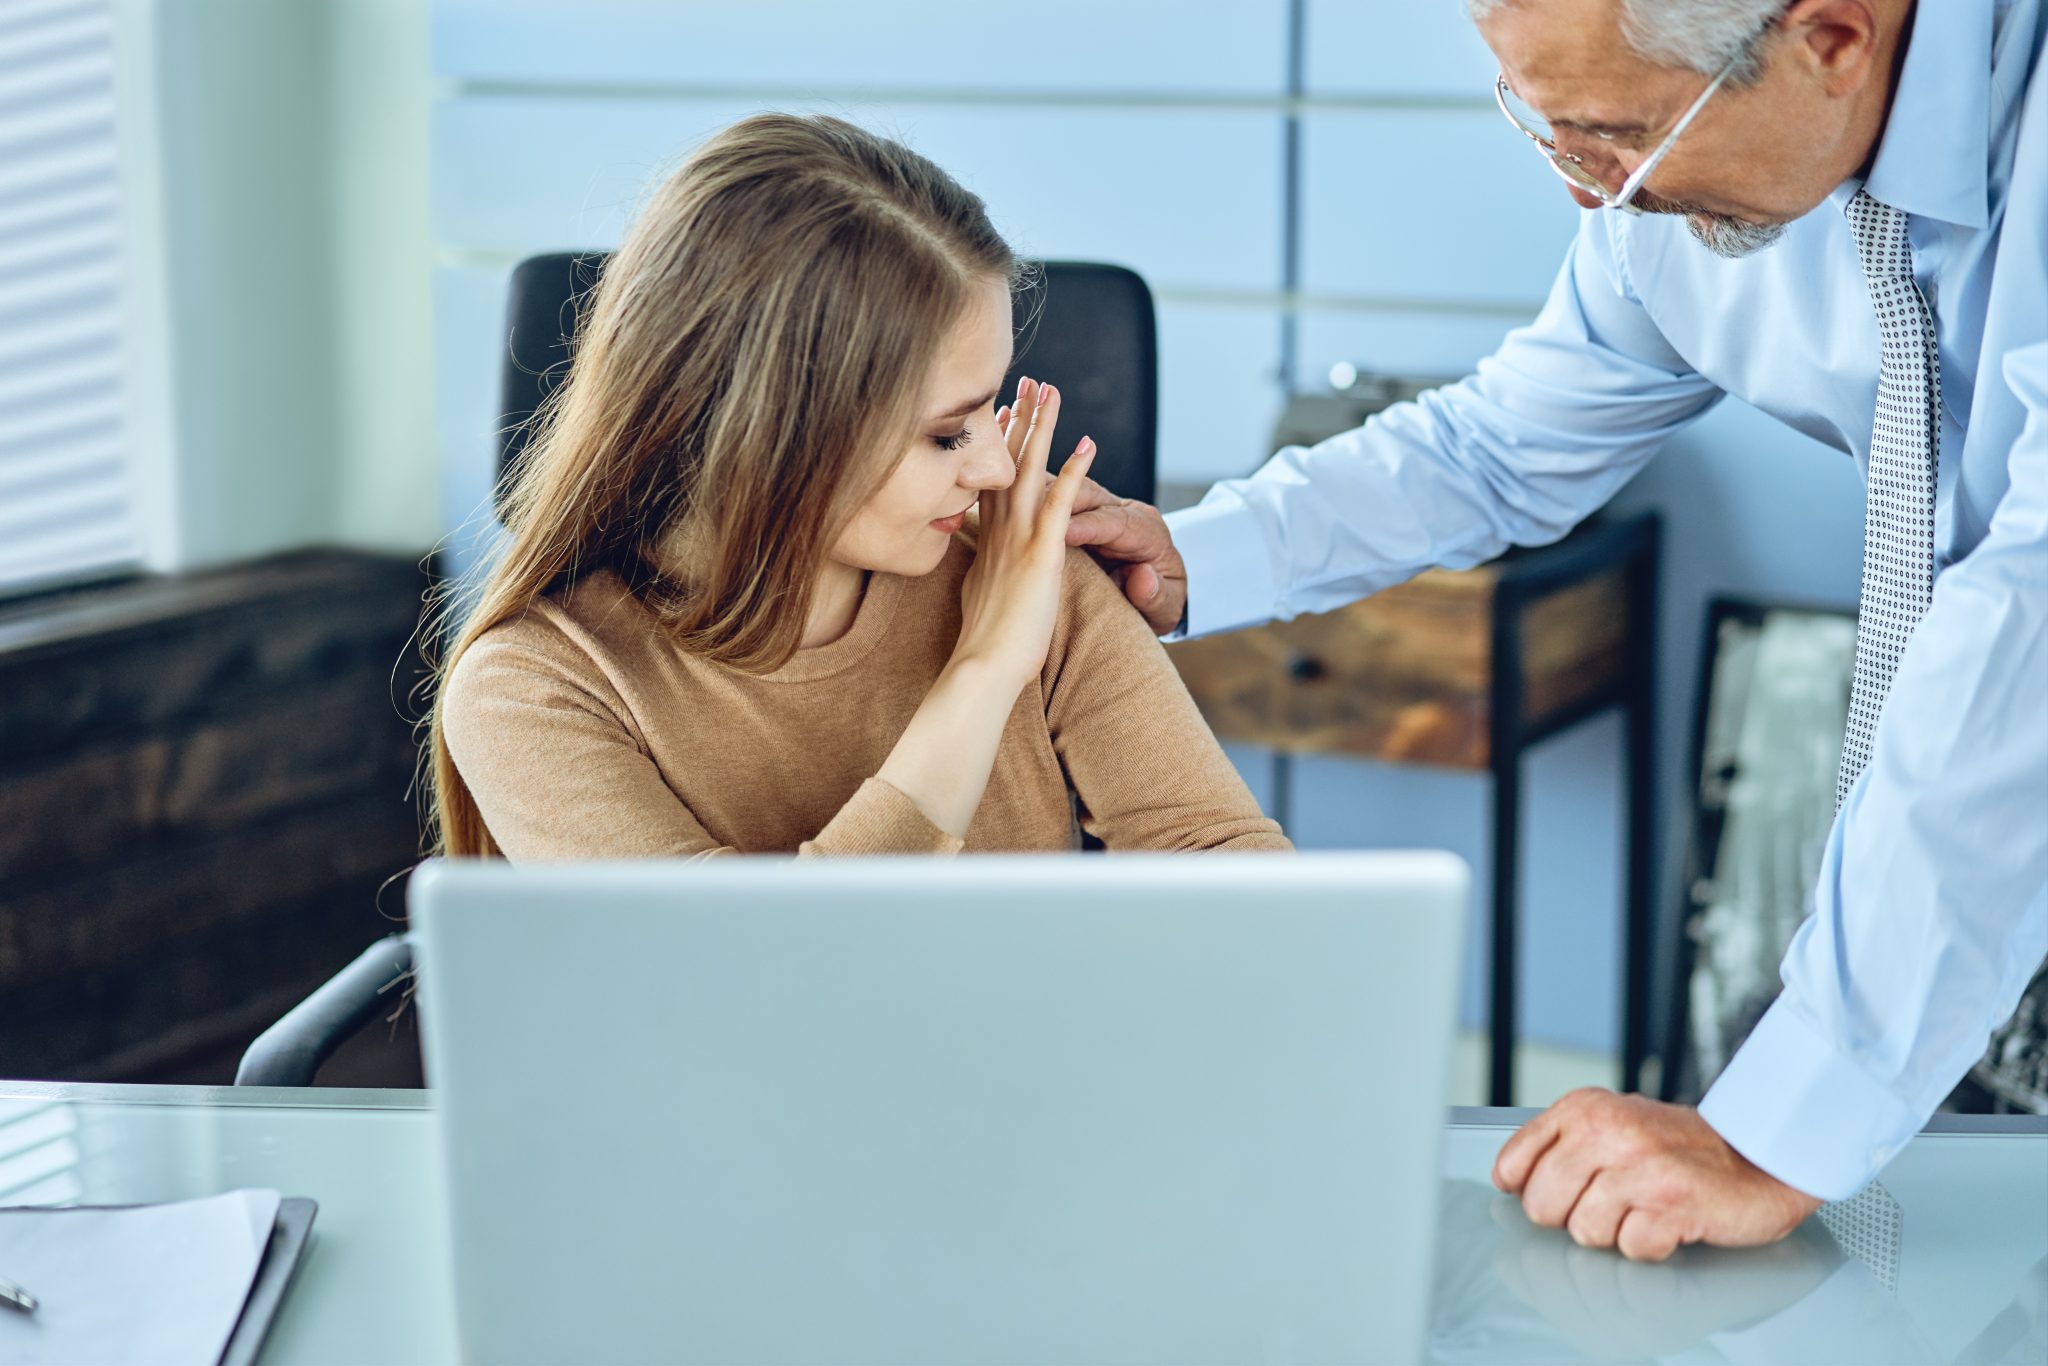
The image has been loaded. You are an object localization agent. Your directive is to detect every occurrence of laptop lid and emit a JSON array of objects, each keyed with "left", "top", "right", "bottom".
[{"left": 411, "top": 852, "right": 1467, "bottom": 1364}]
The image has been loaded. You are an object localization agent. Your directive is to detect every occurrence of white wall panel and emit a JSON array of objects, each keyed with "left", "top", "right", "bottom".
[
  {"left": 1303, "top": 1, "right": 1497, "bottom": 98},
  {"left": 1156, "top": 301, "right": 1284, "bottom": 485},
  {"left": 1295, "top": 306, "right": 1531, "bottom": 388},
  {"left": 893, "top": 109, "right": 1283, "bottom": 293},
  {"left": 431, "top": 95, "right": 759, "bottom": 253},
  {"left": 1300, "top": 108, "right": 1577, "bottom": 306},
  {"left": 434, "top": 0, "right": 1289, "bottom": 97},
  {"left": 433, "top": 96, "right": 1286, "bottom": 293},
  {"left": 433, "top": 264, "right": 509, "bottom": 576}
]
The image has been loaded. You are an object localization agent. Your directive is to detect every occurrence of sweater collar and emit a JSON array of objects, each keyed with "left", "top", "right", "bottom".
[{"left": 759, "top": 569, "right": 906, "bottom": 684}]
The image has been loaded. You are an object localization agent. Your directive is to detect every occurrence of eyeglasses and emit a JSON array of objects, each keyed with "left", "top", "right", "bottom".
[{"left": 1494, "top": 48, "right": 1743, "bottom": 215}]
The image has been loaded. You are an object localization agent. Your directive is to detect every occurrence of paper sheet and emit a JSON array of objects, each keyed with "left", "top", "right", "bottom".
[{"left": 0, "top": 1188, "right": 280, "bottom": 1366}]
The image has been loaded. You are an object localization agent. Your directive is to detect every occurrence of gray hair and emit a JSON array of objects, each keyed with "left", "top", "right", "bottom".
[{"left": 1466, "top": 0, "right": 1783, "bottom": 85}]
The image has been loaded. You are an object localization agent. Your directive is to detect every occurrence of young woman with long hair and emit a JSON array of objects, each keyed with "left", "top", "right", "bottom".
[{"left": 429, "top": 113, "right": 1287, "bottom": 858}]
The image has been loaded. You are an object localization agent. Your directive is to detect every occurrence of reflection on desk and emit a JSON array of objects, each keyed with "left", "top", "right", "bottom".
[
  {"left": 0, "top": 1085, "right": 2042, "bottom": 1365},
  {"left": 1431, "top": 1180, "right": 1942, "bottom": 1363},
  {"left": 1428, "top": 1122, "right": 2048, "bottom": 1365}
]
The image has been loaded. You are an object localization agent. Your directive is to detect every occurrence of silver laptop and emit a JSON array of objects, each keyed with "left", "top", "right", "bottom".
[{"left": 410, "top": 852, "right": 1468, "bottom": 1365}]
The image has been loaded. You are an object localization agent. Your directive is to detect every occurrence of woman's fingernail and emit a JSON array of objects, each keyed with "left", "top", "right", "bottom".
[
  {"left": 1079, "top": 437, "right": 1095, "bottom": 454},
  {"left": 1020, "top": 376, "right": 1034, "bottom": 399}
]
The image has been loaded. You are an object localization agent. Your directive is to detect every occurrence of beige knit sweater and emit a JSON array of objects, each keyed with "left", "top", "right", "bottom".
[{"left": 441, "top": 538, "right": 1291, "bottom": 858}]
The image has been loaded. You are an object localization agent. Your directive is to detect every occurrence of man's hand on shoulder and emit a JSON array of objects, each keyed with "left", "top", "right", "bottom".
[
  {"left": 1492, "top": 1088, "right": 1824, "bottom": 1262},
  {"left": 1064, "top": 478, "right": 1187, "bottom": 636}
]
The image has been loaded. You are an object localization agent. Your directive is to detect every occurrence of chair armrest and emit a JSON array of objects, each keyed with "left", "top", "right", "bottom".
[{"left": 235, "top": 934, "right": 415, "bottom": 1087}]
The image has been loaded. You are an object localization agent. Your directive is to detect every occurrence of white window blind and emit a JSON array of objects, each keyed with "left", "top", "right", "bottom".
[{"left": 0, "top": 0, "right": 140, "bottom": 595}]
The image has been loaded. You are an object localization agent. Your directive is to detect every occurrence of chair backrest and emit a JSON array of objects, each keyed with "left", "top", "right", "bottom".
[
  {"left": 1002, "top": 262, "right": 1156, "bottom": 507},
  {"left": 495, "top": 255, "right": 1157, "bottom": 511},
  {"left": 495, "top": 251, "right": 608, "bottom": 508}
]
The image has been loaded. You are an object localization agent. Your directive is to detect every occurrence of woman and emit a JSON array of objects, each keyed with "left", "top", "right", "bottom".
[{"left": 431, "top": 113, "right": 1287, "bottom": 858}]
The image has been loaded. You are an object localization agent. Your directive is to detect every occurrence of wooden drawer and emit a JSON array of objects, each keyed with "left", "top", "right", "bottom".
[{"left": 1166, "top": 561, "right": 1630, "bottom": 769}]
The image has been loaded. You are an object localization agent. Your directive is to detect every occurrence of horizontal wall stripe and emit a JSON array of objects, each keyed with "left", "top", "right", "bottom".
[
  {"left": 429, "top": 248, "right": 1544, "bottom": 318},
  {"left": 433, "top": 0, "right": 1288, "bottom": 96},
  {"left": 439, "top": 77, "right": 1495, "bottom": 116}
]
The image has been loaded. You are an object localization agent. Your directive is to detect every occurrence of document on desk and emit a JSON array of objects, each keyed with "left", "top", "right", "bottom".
[{"left": 0, "top": 1188, "right": 280, "bottom": 1366}]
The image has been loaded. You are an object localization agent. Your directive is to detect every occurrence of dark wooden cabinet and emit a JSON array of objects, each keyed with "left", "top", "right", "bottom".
[{"left": 0, "top": 551, "right": 431, "bottom": 1086}]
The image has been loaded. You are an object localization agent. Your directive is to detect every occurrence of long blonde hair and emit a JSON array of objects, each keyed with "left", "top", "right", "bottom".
[{"left": 425, "top": 113, "right": 1019, "bottom": 857}]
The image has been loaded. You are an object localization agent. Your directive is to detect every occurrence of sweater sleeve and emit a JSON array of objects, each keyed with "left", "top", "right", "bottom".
[
  {"left": 1040, "top": 549, "right": 1292, "bottom": 852},
  {"left": 440, "top": 627, "right": 962, "bottom": 860}
]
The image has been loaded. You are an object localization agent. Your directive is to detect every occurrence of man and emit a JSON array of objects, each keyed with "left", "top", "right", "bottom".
[{"left": 1069, "top": 0, "right": 2046, "bottom": 1261}]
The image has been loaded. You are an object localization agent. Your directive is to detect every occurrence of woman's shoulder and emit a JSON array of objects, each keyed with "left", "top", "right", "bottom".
[
  {"left": 471, "top": 570, "right": 658, "bottom": 659},
  {"left": 445, "top": 571, "right": 652, "bottom": 718},
  {"left": 1043, "top": 543, "right": 1168, "bottom": 683}
]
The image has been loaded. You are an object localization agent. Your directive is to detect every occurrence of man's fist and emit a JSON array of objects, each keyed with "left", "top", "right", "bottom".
[{"left": 1492, "top": 1089, "right": 1824, "bottom": 1261}]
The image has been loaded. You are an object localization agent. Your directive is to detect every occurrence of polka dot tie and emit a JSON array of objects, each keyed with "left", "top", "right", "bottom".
[{"left": 1838, "top": 189, "right": 1940, "bottom": 810}]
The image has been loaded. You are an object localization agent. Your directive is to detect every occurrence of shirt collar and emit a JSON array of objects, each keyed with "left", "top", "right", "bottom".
[{"left": 1853, "top": 0, "right": 1994, "bottom": 228}]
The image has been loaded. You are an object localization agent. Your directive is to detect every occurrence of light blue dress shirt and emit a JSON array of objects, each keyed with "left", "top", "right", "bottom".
[{"left": 1171, "top": 0, "right": 2047, "bottom": 1199}]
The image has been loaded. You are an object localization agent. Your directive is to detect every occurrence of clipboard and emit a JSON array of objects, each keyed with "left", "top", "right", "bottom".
[
  {"left": 45, "top": 1195, "right": 318, "bottom": 1366},
  {"left": 221, "top": 1196, "right": 317, "bottom": 1366}
]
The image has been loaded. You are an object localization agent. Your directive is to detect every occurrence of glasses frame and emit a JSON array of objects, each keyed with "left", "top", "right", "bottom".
[{"left": 1494, "top": 47, "right": 1744, "bottom": 215}]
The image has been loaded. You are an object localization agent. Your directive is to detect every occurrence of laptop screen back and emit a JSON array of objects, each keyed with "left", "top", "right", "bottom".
[{"left": 411, "top": 852, "right": 1467, "bottom": 1364}]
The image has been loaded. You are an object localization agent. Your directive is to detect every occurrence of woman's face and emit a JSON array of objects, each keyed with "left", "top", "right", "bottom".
[{"left": 829, "top": 277, "right": 1017, "bottom": 579}]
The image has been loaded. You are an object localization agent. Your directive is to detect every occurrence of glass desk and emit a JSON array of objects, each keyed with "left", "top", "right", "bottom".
[{"left": 1, "top": 1082, "right": 2041, "bottom": 1364}]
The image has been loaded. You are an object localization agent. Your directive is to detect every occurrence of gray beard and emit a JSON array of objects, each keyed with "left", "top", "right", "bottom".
[
  {"left": 1685, "top": 212, "right": 1789, "bottom": 259},
  {"left": 1633, "top": 189, "right": 1791, "bottom": 259}
]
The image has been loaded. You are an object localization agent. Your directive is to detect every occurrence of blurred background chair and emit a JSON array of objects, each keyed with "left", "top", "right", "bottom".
[{"left": 235, "top": 256, "right": 1162, "bottom": 1086}]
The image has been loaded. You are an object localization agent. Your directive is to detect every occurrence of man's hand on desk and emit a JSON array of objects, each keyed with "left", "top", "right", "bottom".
[
  {"left": 1065, "top": 478, "right": 1187, "bottom": 636},
  {"left": 1492, "top": 1089, "right": 1824, "bottom": 1262}
]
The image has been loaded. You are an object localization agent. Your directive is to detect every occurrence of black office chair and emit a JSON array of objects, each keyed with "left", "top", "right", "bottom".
[{"left": 235, "top": 256, "right": 1161, "bottom": 1087}]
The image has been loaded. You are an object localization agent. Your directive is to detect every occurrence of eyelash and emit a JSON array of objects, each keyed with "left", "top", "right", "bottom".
[{"left": 933, "top": 428, "right": 972, "bottom": 452}]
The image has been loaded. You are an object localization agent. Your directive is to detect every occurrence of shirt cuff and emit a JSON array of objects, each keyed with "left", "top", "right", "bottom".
[
  {"left": 1166, "top": 490, "right": 1283, "bottom": 639},
  {"left": 1698, "top": 997, "right": 1925, "bottom": 1202}
]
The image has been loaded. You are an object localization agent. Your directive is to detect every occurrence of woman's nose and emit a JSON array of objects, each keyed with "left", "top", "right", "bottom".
[{"left": 959, "top": 438, "right": 1016, "bottom": 492}]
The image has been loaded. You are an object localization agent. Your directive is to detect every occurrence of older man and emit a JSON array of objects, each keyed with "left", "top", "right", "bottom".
[{"left": 1070, "top": 0, "right": 2046, "bottom": 1260}]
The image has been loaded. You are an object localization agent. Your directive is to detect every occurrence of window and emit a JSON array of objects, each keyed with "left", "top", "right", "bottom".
[{"left": 0, "top": 0, "right": 141, "bottom": 595}]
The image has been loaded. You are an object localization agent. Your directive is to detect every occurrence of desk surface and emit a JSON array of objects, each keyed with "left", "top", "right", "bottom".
[{"left": 1, "top": 1081, "right": 2042, "bottom": 1365}]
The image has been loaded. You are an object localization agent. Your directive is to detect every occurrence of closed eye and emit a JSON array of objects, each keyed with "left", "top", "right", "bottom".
[{"left": 933, "top": 428, "right": 972, "bottom": 452}]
